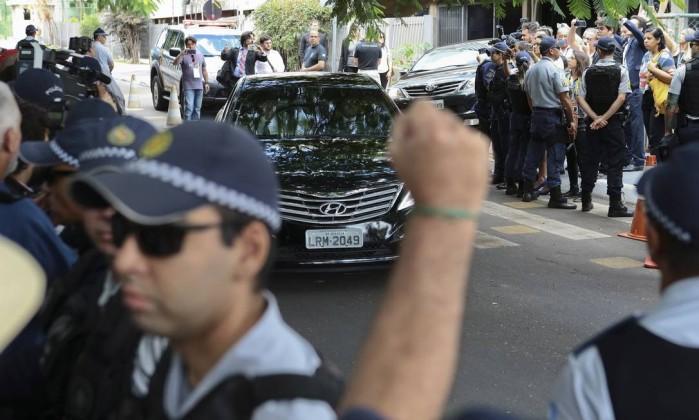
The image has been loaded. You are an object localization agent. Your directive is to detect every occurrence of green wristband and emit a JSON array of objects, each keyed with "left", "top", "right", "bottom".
[{"left": 412, "top": 205, "right": 479, "bottom": 221}]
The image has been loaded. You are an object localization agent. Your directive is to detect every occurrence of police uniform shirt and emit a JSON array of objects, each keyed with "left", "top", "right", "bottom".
[
  {"left": 669, "top": 64, "right": 699, "bottom": 120},
  {"left": 163, "top": 291, "right": 335, "bottom": 420},
  {"left": 94, "top": 41, "right": 114, "bottom": 76},
  {"left": 303, "top": 44, "right": 328, "bottom": 69},
  {"left": 524, "top": 56, "right": 569, "bottom": 108},
  {"left": 579, "top": 57, "right": 632, "bottom": 98},
  {"left": 549, "top": 277, "right": 699, "bottom": 420}
]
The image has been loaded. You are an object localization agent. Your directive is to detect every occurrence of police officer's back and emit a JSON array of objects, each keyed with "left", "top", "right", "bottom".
[
  {"left": 576, "top": 37, "right": 634, "bottom": 218},
  {"left": 550, "top": 142, "right": 699, "bottom": 419},
  {"left": 666, "top": 32, "right": 699, "bottom": 151}
]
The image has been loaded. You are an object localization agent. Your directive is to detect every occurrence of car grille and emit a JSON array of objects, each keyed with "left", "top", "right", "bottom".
[
  {"left": 279, "top": 184, "right": 401, "bottom": 225},
  {"left": 404, "top": 81, "right": 462, "bottom": 98}
]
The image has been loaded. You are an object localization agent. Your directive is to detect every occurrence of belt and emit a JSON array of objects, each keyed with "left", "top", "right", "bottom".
[{"left": 532, "top": 107, "right": 561, "bottom": 111}]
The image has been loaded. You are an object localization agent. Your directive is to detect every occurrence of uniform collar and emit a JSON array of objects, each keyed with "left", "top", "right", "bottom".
[
  {"left": 164, "top": 291, "right": 288, "bottom": 418},
  {"left": 598, "top": 56, "right": 616, "bottom": 63},
  {"left": 657, "top": 277, "right": 699, "bottom": 308}
]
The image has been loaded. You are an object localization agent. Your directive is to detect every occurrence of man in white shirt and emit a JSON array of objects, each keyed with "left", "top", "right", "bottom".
[
  {"left": 92, "top": 27, "right": 114, "bottom": 76},
  {"left": 549, "top": 143, "right": 699, "bottom": 419},
  {"left": 255, "top": 35, "right": 285, "bottom": 74}
]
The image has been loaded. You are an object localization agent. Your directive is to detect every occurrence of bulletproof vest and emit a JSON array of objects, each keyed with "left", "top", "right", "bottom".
[
  {"left": 486, "top": 65, "right": 508, "bottom": 107},
  {"left": 580, "top": 316, "right": 699, "bottom": 420},
  {"left": 64, "top": 293, "right": 142, "bottom": 420},
  {"left": 143, "top": 348, "right": 344, "bottom": 420},
  {"left": 506, "top": 75, "right": 530, "bottom": 115},
  {"left": 584, "top": 65, "right": 621, "bottom": 115},
  {"left": 679, "top": 59, "right": 699, "bottom": 117}
]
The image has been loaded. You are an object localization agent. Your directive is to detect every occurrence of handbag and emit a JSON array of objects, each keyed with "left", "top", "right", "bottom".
[{"left": 648, "top": 53, "right": 669, "bottom": 116}]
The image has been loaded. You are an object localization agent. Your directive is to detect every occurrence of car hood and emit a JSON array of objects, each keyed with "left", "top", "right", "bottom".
[
  {"left": 261, "top": 137, "right": 397, "bottom": 191},
  {"left": 394, "top": 66, "right": 477, "bottom": 87}
]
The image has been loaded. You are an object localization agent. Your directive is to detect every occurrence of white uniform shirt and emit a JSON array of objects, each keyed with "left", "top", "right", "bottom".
[
  {"left": 549, "top": 277, "right": 699, "bottom": 420},
  {"left": 94, "top": 41, "right": 114, "bottom": 76},
  {"left": 255, "top": 50, "right": 285, "bottom": 74},
  {"left": 163, "top": 291, "right": 336, "bottom": 420}
]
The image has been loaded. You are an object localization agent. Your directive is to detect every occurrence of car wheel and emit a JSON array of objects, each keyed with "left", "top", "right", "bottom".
[{"left": 151, "top": 75, "right": 168, "bottom": 111}]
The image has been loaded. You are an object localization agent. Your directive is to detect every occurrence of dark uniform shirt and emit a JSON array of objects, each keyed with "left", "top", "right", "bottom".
[{"left": 303, "top": 44, "right": 328, "bottom": 69}]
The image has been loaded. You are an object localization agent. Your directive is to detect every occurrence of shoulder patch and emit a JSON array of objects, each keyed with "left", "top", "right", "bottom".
[
  {"left": 140, "top": 131, "right": 173, "bottom": 159},
  {"left": 573, "top": 315, "right": 640, "bottom": 356}
]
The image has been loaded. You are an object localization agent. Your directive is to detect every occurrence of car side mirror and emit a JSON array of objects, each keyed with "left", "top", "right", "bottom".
[
  {"left": 169, "top": 48, "right": 181, "bottom": 57},
  {"left": 399, "top": 69, "right": 408, "bottom": 77}
]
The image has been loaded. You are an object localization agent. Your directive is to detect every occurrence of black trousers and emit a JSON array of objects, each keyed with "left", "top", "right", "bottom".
[
  {"left": 580, "top": 116, "right": 625, "bottom": 197},
  {"left": 678, "top": 119, "right": 699, "bottom": 146},
  {"left": 566, "top": 124, "right": 585, "bottom": 189},
  {"left": 490, "top": 107, "right": 510, "bottom": 179}
]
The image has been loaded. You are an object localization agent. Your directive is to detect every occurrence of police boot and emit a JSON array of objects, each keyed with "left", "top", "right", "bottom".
[
  {"left": 581, "top": 192, "right": 593, "bottom": 212},
  {"left": 563, "top": 185, "right": 580, "bottom": 198},
  {"left": 547, "top": 186, "right": 576, "bottom": 209},
  {"left": 522, "top": 180, "right": 539, "bottom": 202},
  {"left": 608, "top": 195, "right": 634, "bottom": 217},
  {"left": 505, "top": 178, "right": 518, "bottom": 195},
  {"left": 516, "top": 179, "right": 524, "bottom": 198}
]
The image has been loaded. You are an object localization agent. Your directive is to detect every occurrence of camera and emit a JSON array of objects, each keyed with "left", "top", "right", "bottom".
[
  {"left": 69, "top": 36, "right": 93, "bottom": 55},
  {"left": 575, "top": 20, "right": 587, "bottom": 28},
  {"left": 478, "top": 47, "right": 490, "bottom": 56}
]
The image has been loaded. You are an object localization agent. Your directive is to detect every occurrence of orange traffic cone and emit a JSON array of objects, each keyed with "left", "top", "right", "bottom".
[{"left": 618, "top": 154, "right": 657, "bottom": 241}]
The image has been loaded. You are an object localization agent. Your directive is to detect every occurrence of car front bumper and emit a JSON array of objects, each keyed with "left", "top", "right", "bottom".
[{"left": 393, "top": 94, "right": 479, "bottom": 125}]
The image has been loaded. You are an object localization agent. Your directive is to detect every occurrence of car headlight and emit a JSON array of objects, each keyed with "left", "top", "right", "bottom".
[
  {"left": 398, "top": 189, "right": 415, "bottom": 211},
  {"left": 388, "top": 87, "right": 406, "bottom": 100},
  {"left": 458, "top": 79, "right": 475, "bottom": 94}
]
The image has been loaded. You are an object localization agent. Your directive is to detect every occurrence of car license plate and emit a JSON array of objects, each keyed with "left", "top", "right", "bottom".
[
  {"left": 305, "top": 229, "right": 363, "bottom": 249},
  {"left": 431, "top": 99, "right": 444, "bottom": 109}
]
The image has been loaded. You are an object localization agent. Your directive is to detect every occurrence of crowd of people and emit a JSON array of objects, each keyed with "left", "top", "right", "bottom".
[
  {"left": 1, "top": 10, "right": 699, "bottom": 420},
  {"left": 476, "top": 12, "right": 698, "bottom": 216}
]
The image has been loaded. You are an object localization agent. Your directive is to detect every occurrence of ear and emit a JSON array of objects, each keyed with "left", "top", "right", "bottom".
[
  {"left": 2, "top": 127, "right": 21, "bottom": 154},
  {"left": 232, "top": 221, "right": 271, "bottom": 287}
]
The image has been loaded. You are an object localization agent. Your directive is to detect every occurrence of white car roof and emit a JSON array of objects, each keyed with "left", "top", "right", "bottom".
[{"left": 168, "top": 25, "right": 241, "bottom": 36}]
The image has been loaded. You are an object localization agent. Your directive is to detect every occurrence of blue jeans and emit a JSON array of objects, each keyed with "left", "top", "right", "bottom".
[
  {"left": 624, "top": 88, "right": 645, "bottom": 166},
  {"left": 184, "top": 89, "right": 203, "bottom": 121}
]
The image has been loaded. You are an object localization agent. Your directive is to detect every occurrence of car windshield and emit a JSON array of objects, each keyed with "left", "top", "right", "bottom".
[
  {"left": 195, "top": 34, "right": 241, "bottom": 56},
  {"left": 235, "top": 82, "right": 396, "bottom": 139},
  {"left": 412, "top": 48, "right": 479, "bottom": 71}
]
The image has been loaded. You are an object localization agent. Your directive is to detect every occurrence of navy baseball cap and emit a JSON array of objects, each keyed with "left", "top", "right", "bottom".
[
  {"left": 25, "top": 25, "right": 37, "bottom": 35},
  {"left": 685, "top": 32, "right": 698, "bottom": 43},
  {"left": 70, "top": 121, "right": 281, "bottom": 231},
  {"left": 20, "top": 98, "right": 117, "bottom": 167},
  {"left": 489, "top": 42, "right": 509, "bottom": 54},
  {"left": 596, "top": 36, "right": 616, "bottom": 52},
  {"left": 637, "top": 143, "right": 699, "bottom": 246},
  {"left": 12, "top": 68, "right": 64, "bottom": 109},
  {"left": 93, "top": 27, "right": 107, "bottom": 37},
  {"left": 539, "top": 36, "right": 557, "bottom": 54},
  {"left": 515, "top": 51, "right": 532, "bottom": 65}
]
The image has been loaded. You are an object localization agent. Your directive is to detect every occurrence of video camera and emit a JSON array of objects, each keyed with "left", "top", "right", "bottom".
[{"left": 13, "top": 36, "right": 113, "bottom": 128}]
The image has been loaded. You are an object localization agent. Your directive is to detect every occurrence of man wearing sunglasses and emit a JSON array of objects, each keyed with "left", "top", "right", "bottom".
[
  {"left": 70, "top": 121, "right": 342, "bottom": 419},
  {"left": 31, "top": 116, "right": 165, "bottom": 420}
]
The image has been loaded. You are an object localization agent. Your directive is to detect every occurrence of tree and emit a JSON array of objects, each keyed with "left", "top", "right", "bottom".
[
  {"left": 254, "top": 0, "right": 332, "bottom": 71},
  {"left": 326, "top": 0, "right": 687, "bottom": 27},
  {"left": 97, "top": 0, "right": 159, "bottom": 63}
]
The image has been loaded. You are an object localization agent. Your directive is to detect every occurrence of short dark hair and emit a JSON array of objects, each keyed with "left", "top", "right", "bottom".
[
  {"left": 595, "top": 17, "right": 617, "bottom": 31},
  {"left": 214, "top": 206, "right": 276, "bottom": 291},
  {"left": 241, "top": 31, "right": 254, "bottom": 45},
  {"left": 648, "top": 217, "right": 699, "bottom": 275},
  {"left": 524, "top": 22, "right": 539, "bottom": 33},
  {"left": 630, "top": 15, "right": 648, "bottom": 30},
  {"left": 184, "top": 36, "right": 197, "bottom": 45},
  {"left": 259, "top": 34, "right": 271, "bottom": 44}
]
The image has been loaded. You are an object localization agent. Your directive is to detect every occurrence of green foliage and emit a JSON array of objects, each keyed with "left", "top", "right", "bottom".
[
  {"left": 392, "top": 42, "right": 431, "bottom": 71},
  {"left": 80, "top": 14, "right": 102, "bottom": 37},
  {"left": 0, "top": 0, "right": 11, "bottom": 38},
  {"left": 253, "top": 0, "right": 332, "bottom": 71},
  {"left": 96, "top": 0, "right": 159, "bottom": 16}
]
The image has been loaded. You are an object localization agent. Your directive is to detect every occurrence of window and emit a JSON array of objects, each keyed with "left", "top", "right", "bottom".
[
  {"left": 235, "top": 83, "right": 395, "bottom": 139},
  {"left": 23, "top": 8, "right": 31, "bottom": 20},
  {"left": 192, "top": 34, "right": 241, "bottom": 56},
  {"left": 156, "top": 29, "right": 168, "bottom": 48},
  {"left": 412, "top": 48, "right": 479, "bottom": 71},
  {"left": 162, "top": 30, "right": 181, "bottom": 53}
]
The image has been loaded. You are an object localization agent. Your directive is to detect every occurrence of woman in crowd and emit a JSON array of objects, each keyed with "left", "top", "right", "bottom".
[
  {"left": 640, "top": 27, "right": 675, "bottom": 152},
  {"left": 563, "top": 49, "right": 591, "bottom": 198},
  {"left": 377, "top": 31, "right": 393, "bottom": 89},
  {"left": 676, "top": 28, "right": 696, "bottom": 66}
]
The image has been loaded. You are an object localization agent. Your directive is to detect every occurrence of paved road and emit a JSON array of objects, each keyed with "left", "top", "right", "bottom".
[
  {"left": 272, "top": 189, "right": 658, "bottom": 418},
  {"left": 116, "top": 62, "right": 658, "bottom": 418}
]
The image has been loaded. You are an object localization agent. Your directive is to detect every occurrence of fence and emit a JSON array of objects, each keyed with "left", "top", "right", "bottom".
[{"left": 656, "top": 13, "right": 699, "bottom": 42}]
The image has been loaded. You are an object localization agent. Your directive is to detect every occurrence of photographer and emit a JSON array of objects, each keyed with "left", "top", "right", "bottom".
[{"left": 174, "top": 36, "right": 209, "bottom": 121}]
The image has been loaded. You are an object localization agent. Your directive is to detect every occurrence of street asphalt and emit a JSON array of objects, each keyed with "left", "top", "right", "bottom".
[{"left": 117, "top": 62, "right": 660, "bottom": 419}]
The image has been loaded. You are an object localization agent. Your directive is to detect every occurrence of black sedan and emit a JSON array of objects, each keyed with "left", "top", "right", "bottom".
[
  {"left": 388, "top": 39, "right": 491, "bottom": 126},
  {"left": 215, "top": 73, "right": 413, "bottom": 268}
]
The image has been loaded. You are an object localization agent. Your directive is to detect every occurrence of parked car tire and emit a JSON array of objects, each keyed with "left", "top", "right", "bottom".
[{"left": 151, "top": 74, "right": 168, "bottom": 111}]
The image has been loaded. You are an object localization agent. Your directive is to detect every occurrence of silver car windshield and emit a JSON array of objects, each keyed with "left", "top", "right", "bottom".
[{"left": 412, "top": 48, "right": 479, "bottom": 71}]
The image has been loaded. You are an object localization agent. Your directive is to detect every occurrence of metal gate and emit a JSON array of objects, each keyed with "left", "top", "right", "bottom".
[{"left": 438, "top": 6, "right": 465, "bottom": 46}]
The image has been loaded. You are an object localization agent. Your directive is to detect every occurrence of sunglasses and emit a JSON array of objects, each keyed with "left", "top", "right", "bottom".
[{"left": 111, "top": 212, "right": 242, "bottom": 257}]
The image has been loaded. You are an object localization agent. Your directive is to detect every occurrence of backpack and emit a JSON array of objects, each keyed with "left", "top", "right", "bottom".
[{"left": 217, "top": 59, "right": 233, "bottom": 87}]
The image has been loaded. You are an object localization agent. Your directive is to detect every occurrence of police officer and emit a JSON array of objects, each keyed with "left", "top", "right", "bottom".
[
  {"left": 521, "top": 36, "right": 577, "bottom": 209},
  {"left": 70, "top": 122, "right": 343, "bottom": 419},
  {"left": 474, "top": 49, "right": 495, "bottom": 137},
  {"left": 576, "top": 37, "right": 634, "bottom": 218},
  {"left": 550, "top": 142, "right": 699, "bottom": 419},
  {"left": 504, "top": 51, "right": 533, "bottom": 196},
  {"left": 486, "top": 41, "right": 511, "bottom": 186},
  {"left": 665, "top": 32, "right": 699, "bottom": 149}
]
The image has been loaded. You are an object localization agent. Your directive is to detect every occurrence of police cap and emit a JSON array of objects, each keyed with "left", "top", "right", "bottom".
[
  {"left": 539, "top": 36, "right": 557, "bottom": 54},
  {"left": 596, "top": 36, "right": 616, "bottom": 53},
  {"left": 70, "top": 121, "right": 281, "bottom": 232},
  {"left": 25, "top": 25, "right": 37, "bottom": 36},
  {"left": 638, "top": 142, "right": 699, "bottom": 246},
  {"left": 12, "top": 68, "right": 63, "bottom": 109}
]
